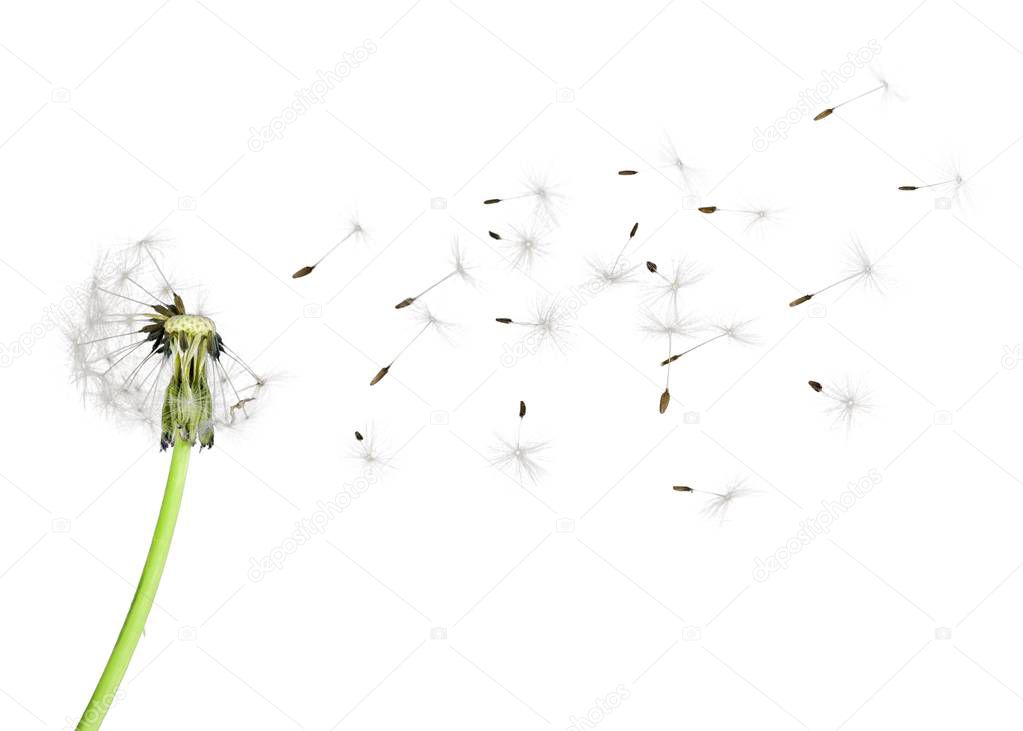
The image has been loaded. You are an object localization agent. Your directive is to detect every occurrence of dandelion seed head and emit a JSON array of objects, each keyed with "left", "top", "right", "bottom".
[
  {"left": 645, "top": 257, "right": 702, "bottom": 308},
  {"left": 501, "top": 221, "right": 553, "bottom": 271},
  {"left": 349, "top": 424, "right": 394, "bottom": 471},
  {"left": 67, "top": 239, "right": 267, "bottom": 448}
]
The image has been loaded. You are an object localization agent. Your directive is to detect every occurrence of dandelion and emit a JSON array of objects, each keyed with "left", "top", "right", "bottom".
[
  {"left": 351, "top": 425, "right": 393, "bottom": 471},
  {"left": 492, "top": 400, "right": 547, "bottom": 484},
  {"left": 483, "top": 172, "right": 562, "bottom": 225},
  {"left": 495, "top": 297, "right": 573, "bottom": 353},
  {"left": 488, "top": 221, "right": 552, "bottom": 271},
  {"left": 816, "top": 378, "right": 873, "bottom": 432},
  {"left": 644, "top": 258, "right": 702, "bottom": 311},
  {"left": 814, "top": 75, "right": 899, "bottom": 121},
  {"left": 898, "top": 162, "right": 966, "bottom": 201},
  {"left": 618, "top": 138, "right": 701, "bottom": 194},
  {"left": 67, "top": 239, "right": 266, "bottom": 730},
  {"left": 394, "top": 238, "right": 474, "bottom": 309},
  {"left": 660, "top": 318, "right": 757, "bottom": 366},
  {"left": 673, "top": 479, "right": 755, "bottom": 523},
  {"left": 370, "top": 305, "right": 453, "bottom": 385},
  {"left": 697, "top": 205, "right": 779, "bottom": 234},
  {"left": 641, "top": 306, "right": 699, "bottom": 414},
  {"left": 788, "top": 238, "right": 885, "bottom": 307},
  {"left": 291, "top": 215, "right": 365, "bottom": 278},
  {"left": 588, "top": 222, "right": 641, "bottom": 287}
]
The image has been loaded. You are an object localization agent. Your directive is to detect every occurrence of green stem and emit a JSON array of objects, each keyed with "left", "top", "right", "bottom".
[{"left": 76, "top": 439, "right": 192, "bottom": 731}]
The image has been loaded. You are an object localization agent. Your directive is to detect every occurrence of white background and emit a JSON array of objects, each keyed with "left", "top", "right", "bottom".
[{"left": 2, "top": 1, "right": 1023, "bottom": 728}]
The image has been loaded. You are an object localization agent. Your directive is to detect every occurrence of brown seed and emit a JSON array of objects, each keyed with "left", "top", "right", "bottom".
[
  {"left": 483, "top": 198, "right": 501, "bottom": 205},
  {"left": 659, "top": 389, "right": 671, "bottom": 414},
  {"left": 395, "top": 297, "right": 416, "bottom": 309},
  {"left": 153, "top": 304, "right": 173, "bottom": 318},
  {"left": 789, "top": 294, "right": 813, "bottom": 307},
  {"left": 813, "top": 108, "right": 834, "bottom": 121},
  {"left": 673, "top": 485, "right": 693, "bottom": 492},
  {"left": 355, "top": 431, "right": 364, "bottom": 441},
  {"left": 698, "top": 206, "right": 717, "bottom": 214},
  {"left": 661, "top": 354, "right": 680, "bottom": 366},
  {"left": 173, "top": 293, "right": 186, "bottom": 314},
  {"left": 646, "top": 261, "right": 658, "bottom": 273},
  {"left": 370, "top": 366, "right": 390, "bottom": 386},
  {"left": 808, "top": 380, "right": 823, "bottom": 393},
  {"left": 495, "top": 317, "right": 513, "bottom": 324},
  {"left": 292, "top": 265, "right": 315, "bottom": 278},
  {"left": 898, "top": 186, "right": 918, "bottom": 191},
  {"left": 630, "top": 222, "right": 639, "bottom": 238},
  {"left": 618, "top": 170, "right": 638, "bottom": 175},
  {"left": 519, "top": 400, "right": 526, "bottom": 418},
  {"left": 488, "top": 231, "right": 501, "bottom": 240}
]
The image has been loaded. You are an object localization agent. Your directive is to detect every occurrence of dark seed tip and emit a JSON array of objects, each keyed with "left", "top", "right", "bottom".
[
  {"left": 292, "top": 265, "right": 315, "bottom": 278},
  {"left": 673, "top": 485, "right": 693, "bottom": 492},
  {"left": 488, "top": 231, "right": 501, "bottom": 240},
  {"left": 483, "top": 198, "right": 501, "bottom": 205},
  {"left": 618, "top": 170, "right": 638, "bottom": 176},
  {"left": 519, "top": 400, "right": 526, "bottom": 418},
  {"left": 495, "top": 317, "right": 513, "bottom": 324},
  {"left": 629, "top": 222, "right": 639, "bottom": 238},
  {"left": 370, "top": 366, "right": 390, "bottom": 386},
  {"left": 898, "top": 186, "right": 918, "bottom": 191},
  {"left": 813, "top": 108, "right": 834, "bottom": 121},
  {"left": 395, "top": 297, "right": 415, "bottom": 309},
  {"left": 697, "top": 206, "right": 716, "bottom": 214},
  {"left": 646, "top": 261, "right": 657, "bottom": 273},
  {"left": 355, "top": 430, "right": 364, "bottom": 441},
  {"left": 789, "top": 294, "right": 813, "bottom": 307},
  {"left": 809, "top": 380, "right": 823, "bottom": 393},
  {"left": 659, "top": 389, "right": 671, "bottom": 414}
]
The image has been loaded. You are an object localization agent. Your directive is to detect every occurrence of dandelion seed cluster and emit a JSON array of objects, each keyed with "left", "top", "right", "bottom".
[{"left": 67, "top": 239, "right": 266, "bottom": 449}]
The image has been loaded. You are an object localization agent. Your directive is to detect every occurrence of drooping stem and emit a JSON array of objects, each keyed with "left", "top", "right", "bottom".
[{"left": 76, "top": 439, "right": 193, "bottom": 731}]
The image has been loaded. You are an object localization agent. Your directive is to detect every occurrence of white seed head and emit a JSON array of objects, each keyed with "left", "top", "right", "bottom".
[
  {"left": 843, "top": 237, "right": 887, "bottom": 295},
  {"left": 67, "top": 239, "right": 266, "bottom": 449},
  {"left": 710, "top": 317, "right": 759, "bottom": 346}
]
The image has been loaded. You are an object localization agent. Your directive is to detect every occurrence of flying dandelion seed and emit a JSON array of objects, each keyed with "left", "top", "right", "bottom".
[
  {"left": 673, "top": 480, "right": 755, "bottom": 524},
  {"left": 788, "top": 238, "right": 886, "bottom": 308},
  {"left": 483, "top": 172, "right": 562, "bottom": 225},
  {"left": 644, "top": 257, "right": 702, "bottom": 311},
  {"left": 350, "top": 425, "right": 394, "bottom": 471},
  {"left": 371, "top": 305, "right": 453, "bottom": 386},
  {"left": 492, "top": 399, "right": 548, "bottom": 485},
  {"left": 618, "top": 139, "right": 701, "bottom": 194},
  {"left": 818, "top": 378, "right": 873, "bottom": 432},
  {"left": 661, "top": 318, "right": 757, "bottom": 366},
  {"left": 641, "top": 307, "right": 699, "bottom": 414},
  {"left": 69, "top": 239, "right": 266, "bottom": 449},
  {"left": 697, "top": 205, "right": 779, "bottom": 234},
  {"left": 291, "top": 216, "right": 365, "bottom": 278},
  {"left": 814, "top": 76, "right": 899, "bottom": 120},
  {"left": 494, "top": 297, "right": 573, "bottom": 353},
  {"left": 394, "top": 238, "right": 474, "bottom": 309},
  {"left": 588, "top": 222, "right": 641, "bottom": 287},
  {"left": 488, "top": 220, "right": 553, "bottom": 271},
  {"left": 898, "top": 162, "right": 967, "bottom": 202},
  {"left": 67, "top": 237, "right": 267, "bottom": 730}
]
